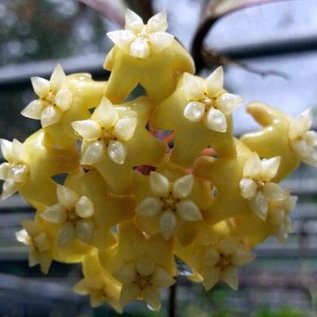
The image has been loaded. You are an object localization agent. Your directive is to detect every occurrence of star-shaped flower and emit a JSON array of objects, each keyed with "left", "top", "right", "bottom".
[
  {"left": 72, "top": 97, "right": 138, "bottom": 166},
  {"left": 16, "top": 219, "right": 53, "bottom": 274},
  {"left": 198, "top": 237, "right": 255, "bottom": 291},
  {"left": 21, "top": 64, "right": 73, "bottom": 127},
  {"left": 113, "top": 257, "right": 175, "bottom": 310},
  {"left": 182, "top": 68, "right": 242, "bottom": 133},
  {"left": 73, "top": 97, "right": 166, "bottom": 194},
  {"left": 107, "top": 10, "right": 174, "bottom": 59},
  {"left": 0, "top": 139, "right": 29, "bottom": 199},
  {"left": 288, "top": 108, "right": 317, "bottom": 166},
  {"left": 239, "top": 152, "right": 284, "bottom": 220},
  {"left": 151, "top": 68, "right": 241, "bottom": 166}
]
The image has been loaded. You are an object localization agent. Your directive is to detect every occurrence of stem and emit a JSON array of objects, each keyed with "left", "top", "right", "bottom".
[{"left": 168, "top": 283, "right": 177, "bottom": 317}]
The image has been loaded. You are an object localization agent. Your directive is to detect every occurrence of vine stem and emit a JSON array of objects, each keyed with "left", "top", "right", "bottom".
[{"left": 168, "top": 283, "right": 177, "bottom": 317}]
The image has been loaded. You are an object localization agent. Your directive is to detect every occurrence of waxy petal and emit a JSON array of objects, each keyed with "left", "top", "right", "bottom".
[
  {"left": 218, "top": 237, "right": 239, "bottom": 255},
  {"left": 72, "top": 120, "right": 102, "bottom": 141},
  {"left": 130, "top": 37, "right": 150, "bottom": 59},
  {"left": 112, "top": 117, "right": 137, "bottom": 142},
  {"left": 182, "top": 73, "right": 204, "bottom": 100},
  {"left": 260, "top": 156, "right": 281, "bottom": 181},
  {"left": 94, "top": 97, "right": 119, "bottom": 129},
  {"left": 204, "top": 249, "right": 220, "bottom": 266},
  {"left": 203, "top": 268, "right": 220, "bottom": 291},
  {"left": 31, "top": 76, "right": 50, "bottom": 97},
  {"left": 205, "top": 67, "right": 224, "bottom": 97},
  {"left": 147, "top": 10, "right": 168, "bottom": 32},
  {"left": 243, "top": 152, "right": 262, "bottom": 179},
  {"left": 159, "top": 211, "right": 176, "bottom": 240},
  {"left": 204, "top": 108, "right": 227, "bottom": 133},
  {"left": 143, "top": 286, "right": 161, "bottom": 311},
  {"left": 76, "top": 220, "right": 95, "bottom": 243},
  {"left": 149, "top": 172, "right": 170, "bottom": 197},
  {"left": 57, "top": 185, "right": 79, "bottom": 210},
  {"left": 107, "top": 141, "right": 127, "bottom": 165},
  {"left": 75, "top": 196, "right": 94, "bottom": 218},
  {"left": 50, "top": 64, "right": 66, "bottom": 92},
  {"left": 12, "top": 139, "right": 27, "bottom": 163},
  {"left": 176, "top": 200, "right": 202, "bottom": 221},
  {"left": 81, "top": 141, "right": 105, "bottom": 165},
  {"left": 232, "top": 250, "right": 255, "bottom": 266},
  {"left": 183, "top": 101, "right": 205, "bottom": 122},
  {"left": 58, "top": 223, "right": 76, "bottom": 247},
  {"left": 0, "top": 139, "right": 13, "bottom": 162},
  {"left": 149, "top": 32, "right": 174, "bottom": 54},
  {"left": 113, "top": 263, "right": 136, "bottom": 284},
  {"left": 41, "top": 105, "right": 63, "bottom": 127},
  {"left": 262, "top": 182, "right": 284, "bottom": 201},
  {"left": 217, "top": 93, "right": 242, "bottom": 115},
  {"left": 55, "top": 88, "right": 72, "bottom": 111},
  {"left": 136, "top": 257, "right": 155, "bottom": 277},
  {"left": 222, "top": 269, "right": 239, "bottom": 290},
  {"left": 2, "top": 179, "right": 18, "bottom": 199},
  {"left": 289, "top": 108, "right": 312, "bottom": 139},
  {"left": 250, "top": 191, "right": 268, "bottom": 220},
  {"left": 173, "top": 174, "right": 194, "bottom": 199},
  {"left": 41, "top": 203, "right": 67, "bottom": 224},
  {"left": 16, "top": 229, "right": 29, "bottom": 245},
  {"left": 137, "top": 197, "right": 162, "bottom": 217},
  {"left": 125, "top": 9, "right": 144, "bottom": 32},
  {"left": 119, "top": 283, "right": 139, "bottom": 306},
  {"left": 107, "top": 30, "right": 136, "bottom": 52},
  {"left": 239, "top": 178, "right": 257, "bottom": 199},
  {"left": 21, "top": 100, "right": 43, "bottom": 120},
  {"left": 0, "top": 163, "right": 10, "bottom": 180},
  {"left": 152, "top": 268, "right": 175, "bottom": 288}
]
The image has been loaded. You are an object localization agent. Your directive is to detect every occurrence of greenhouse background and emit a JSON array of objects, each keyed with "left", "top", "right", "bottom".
[{"left": 0, "top": 0, "right": 317, "bottom": 316}]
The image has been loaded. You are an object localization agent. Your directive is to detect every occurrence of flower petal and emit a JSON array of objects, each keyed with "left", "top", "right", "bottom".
[
  {"left": 176, "top": 200, "right": 202, "bottom": 221},
  {"left": 112, "top": 117, "right": 137, "bottom": 142},
  {"left": 221, "top": 268, "right": 239, "bottom": 290},
  {"left": 72, "top": 120, "right": 102, "bottom": 141},
  {"left": 2, "top": 179, "right": 18, "bottom": 199},
  {"left": 205, "top": 66, "right": 224, "bottom": 97},
  {"left": 57, "top": 185, "right": 79, "bottom": 209},
  {"left": 12, "top": 139, "right": 27, "bottom": 162},
  {"left": 75, "top": 196, "right": 95, "bottom": 218},
  {"left": 11, "top": 164, "right": 28, "bottom": 183},
  {"left": 204, "top": 108, "right": 227, "bottom": 133},
  {"left": 113, "top": 263, "right": 136, "bottom": 284},
  {"left": 119, "top": 283, "right": 139, "bottom": 306},
  {"left": 217, "top": 93, "right": 242, "bottom": 115},
  {"left": 204, "top": 269, "right": 220, "bottom": 291},
  {"left": 76, "top": 220, "right": 95, "bottom": 244},
  {"left": 0, "top": 163, "right": 10, "bottom": 180},
  {"left": 55, "top": 88, "right": 72, "bottom": 111},
  {"left": 107, "top": 30, "right": 136, "bottom": 52},
  {"left": 260, "top": 156, "right": 281, "bottom": 181},
  {"left": 152, "top": 268, "right": 175, "bottom": 288},
  {"left": 81, "top": 141, "right": 105, "bottom": 165},
  {"left": 159, "top": 211, "right": 176, "bottom": 240},
  {"left": 172, "top": 174, "right": 194, "bottom": 199},
  {"left": 31, "top": 76, "right": 50, "bottom": 97},
  {"left": 183, "top": 101, "right": 205, "bottom": 122},
  {"left": 289, "top": 108, "right": 312, "bottom": 139},
  {"left": 137, "top": 197, "right": 162, "bottom": 217},
  {"left": 107, "top": 141, "right": 127, "bottom": 165},
  {"left": 143, "top": 286, "right": 161, "bottom": 311},
  {"left": 21, "top": 100, "right": 43, "bottom": 120},
  {"left": 149, "top": 32, "right": 174, "bottom": 54},
  {"left": 136, "top": 257, "right": 156, "bottom": 277},
  {"left": 41, "top": 105, "right": 63, "bottom": 127},
  {"left": 182, "top": 73, "right": 204, "bottom": 100},
  {"left": 33, "top": 232, "right": 51, "bottom": 252},
  {"left": 125, "top": 9, "right": 144, "bottom": 32},
  {"left": 243, "top": 152, "right": 262, "bottom": 179},
  {"left": 218, "top": 237, "right": 239, "bottom": 255},
  {"left": 93, "top": 97, "right": 118, "bottom": 129},
  {"left": 204, "top": 249, "right": 220, "bottom": 266},
  {"left": 147, "top": 10, "right": 168, "bottom": 32},
  {"left": 16, "top": 229, "right": 30, "bottom": 245},
  {"left": 149, "top": 172, "right": 170, "bottom": 197},
  {"left": 0, "top": 139, "right": 13, "bottom": 162},
  {"left": 250, "top": 191, "right": 268, "bottom": 220},
  {"left": 41, "top": 203, "right": 67, "bottom": 224},
  {"left": 262, "top": 182, "right": 284, "bottom": 201},
  {"left": 232, "top": 250, "right": 255, "bottom": 266},
  {"left": 130, "top": 37, "right": 150, "bottom": 59},
  {"left": 239, "top": 178, "right": 257, "bottom": 199},
  {"left": 58, "top": 223, "right": 76, "bottom": 247},
  {"left": 50, "top": 64, "right": 66, "bottom": 92}
]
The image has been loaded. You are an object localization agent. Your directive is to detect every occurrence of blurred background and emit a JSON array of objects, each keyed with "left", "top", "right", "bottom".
[{"left": 0, "top": 0, "right": 317, "bottom": 316}]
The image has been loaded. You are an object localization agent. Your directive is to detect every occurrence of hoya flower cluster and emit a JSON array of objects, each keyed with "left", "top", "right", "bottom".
[{"left": 1, "top": 10, "right": 317, "bottom": 313}]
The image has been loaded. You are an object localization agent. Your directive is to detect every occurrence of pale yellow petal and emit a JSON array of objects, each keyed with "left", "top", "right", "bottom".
[
  {"left": 143, "top": 286, "right": 161, "bottom": 311},
  {"left": 205, "top": 66, "right": 224, "bottom": 97},
  {"left": 81, "top": 141, "right": 105, "bottom": 165},
  {"left": 113, "top": 264, "right": 136, "bottom": 284},
  {"left": 239, "top": 178, "right": 257, "bottom": 199},
  {"left": 12, "top": 139, "right": 27, "bottom": 163},
  {"left": 136, "top": 257, "right": 156, "bottom": 277},
  {"left": 250, "top": 191, "right": 268, "bottom": 220},
  {"left": 262, "top": 183, "right": 284, "bottom": 201},
  {"left": 270, "top": 208, "right": 285, "bottom": 226},
  {"left": 0, "top": 139, "right": 13, "bottom": 162},
  {"left": 204, "top": 249, "right": 220, "bottom": 266},
  {"left": 151, "top": 268, "right": 175, "bottom": 288},
  {"left": 55, "top": 88, "right": 72, "bottom": 111},
  {"left": 58, "top": 223, "right": 76, "bottom": 247},
  {"left": 16, "top": 229, "right": 30, "bottom": 245},
  {"left": 243, "top": 152, "right": 262, "bottom": 179},
  {"left": 2, "top": 179, "right": 18, "bottom": 199},
  {"left": 57, "top": 185, "right": 79, "bottom": 210},
  {"left": 137, "top": 197, "right": 162, "bottom": 217},
  {"left": 0, "top": 163, "right": 10, "bottom": 180},
  {"left": 182, "top": 73, "right": 204, "bottom": 100},
  {"left": 203, "top": 268, "right": 220, "bottom": 291},
  {"left": 112, "top": 117, "right": 137, "bottom": 142},
  {"left": 120, "top": 283, "right": 139, "bottom": 306},
  {"left": 125, "top": 9, "right": 144, "bottom": 32},
  {"left": 176, "top": 200, "right": 202, "bottom": 221},
  {"left": 149, "top": 172, "right": 170, "bottom": 197},
  {"left": 183, "top": 101, "right": 205, "bottom": 122},
  {"left": 260, "top": 156, "right": 281, "bottom": 180},
  {"left": 21, "top": 100, "right": 43, "bottom": 120},
  {"left": 172, "top": 174, "right": 194, "bottom": 199},
  {"left": 221, "top": 268, "right": 239, "bottom": 290},
  {"left": 204, "top": 108, "right": 227, "bottom": 133},
  {"left": 40, "top": 105, "right": 63, "bottom": 127},
  {"left": 94, "top": 97, "right": 119, "bottom": 129},
  {"left": 76, "top": 220, "right": 95, "bottom": 244},
  {"left": 72, "top": 120, "right": 102, "bottom": 141},
  {"left": 148, "top": 32, "right": 174, "bottom": 54},
  {"left": 33, "top": 232, "right": 51, "bottom": 252},
  {"left": 75, "top": 196, "right": 94, "bottom": 218},
  {"left": 50, "top": 64, "right": 66, "bottom": 92},
  {"left": 147, "top": 10, "right": 168, "bottom": 32},
  {"left": 31, "top": 76, "right": 50, "bottom": 97},
  {"left": 130, "top": 37, "right": 150, "bottom": 59},
  {"left": 218, "top": 237, "right": 239, "bottom": 255},
  {"left": 232, "top": 250, "right": 255, "bottom": 266},
  {"left": 159, "top": 211, "right": 176, "bottom": 240},
  {"left": 217, "top": 93, "right": 242, "bottom": 115},
  {"left": 107, "top": 30, "right": 136, "bottom": 52},
  {"left": 107, "top": 141, "right": 127, "bottom": 165},
  {"left": 289, "top": 108, "right": 312, "bottom": 139},
  {"left": 41, "top": 203, "right": 67, "bottom": 224}
]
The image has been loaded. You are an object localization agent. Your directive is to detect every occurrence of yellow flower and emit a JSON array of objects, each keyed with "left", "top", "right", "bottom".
[
  {"left": 21, "top": 64, "right": 73, "bottom": 127},
  {"left": 239, "top": 152, "right": 283, "bottom": 220},
  {"left": 16, "top": 219, "right": 52, "bottom": 274},
  {"left": 0, "top": 139, "right": 29, "bottom": 199},
  {"left": 107, "top": 10, "right": 174, "bottom": 59},
  {"left": 288, "top": 108, "right": 317, "bottom": 166},
  {"left": 198, "top": 237, "right": 254, "bottom": 291}
]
